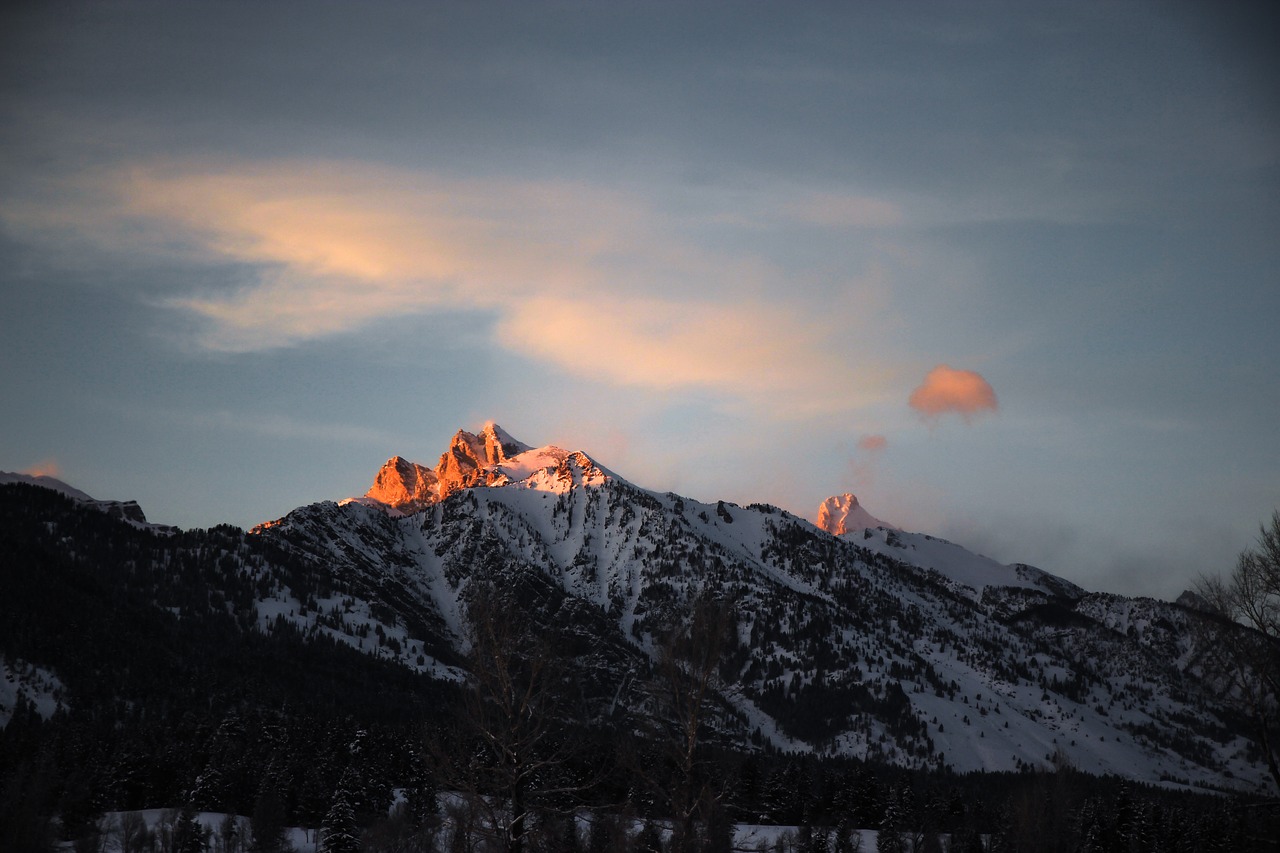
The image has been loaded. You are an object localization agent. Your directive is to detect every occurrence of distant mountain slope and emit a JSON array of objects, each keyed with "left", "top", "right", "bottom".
[{"left": 0, "top": 470, "right": 170, "bottom": 530}]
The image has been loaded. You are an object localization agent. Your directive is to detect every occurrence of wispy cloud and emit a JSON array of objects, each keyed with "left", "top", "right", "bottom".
[
  {"left": 908, "top": 364, "right": 998, "bottom": 423},
  {"left": 7, "top": 158, "right": 908, "bottom": 413},
  {"left": 183, "top": 410, "right": 400, "bottom": 447},
  {"left": 495, "top": 294, "right": 885, "bottom": 410}
]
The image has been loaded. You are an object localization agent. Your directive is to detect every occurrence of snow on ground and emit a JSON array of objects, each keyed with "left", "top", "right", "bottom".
[
  {"left": 89, "top": 810, "right": 319, "bottom": 853},
  {"left": 86, "top": 809, "right": 900, "bottom": 853}
]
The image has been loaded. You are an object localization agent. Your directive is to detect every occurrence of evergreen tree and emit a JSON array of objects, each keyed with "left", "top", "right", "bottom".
[
  {"left": 832, "top": 823, "right": 859, "bottom": 853},
  {"left": 175, "top": 807, "right": 209, "bottom": 853},
  {"left": 800, "top": 823, "right": 831, "bottom": 853},
  {"left": 877, "top": 787, "right": 906, "bottom": 853},
  {"left": 190, "top": 763, "right": 229, "bottom": 813},
  {"left": 320, "top": 773, "right": 360, "bottom": 853},
  {"left": 250, "top": 781, "right": 288, "bottom": 853}
]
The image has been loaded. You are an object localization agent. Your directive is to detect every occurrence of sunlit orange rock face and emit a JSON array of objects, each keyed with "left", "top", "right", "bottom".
[
  {"left": 816, "top": 492, "right": 890, "bottom": 535},
  {"left": 817, "top": 493, "right": 860, "bottom": 535},
  {"left": 365, "top": 423, "right": 528, "bottom": 511},
  {"left": 367, "top": 456, "right": 439, "bottom": 510}
]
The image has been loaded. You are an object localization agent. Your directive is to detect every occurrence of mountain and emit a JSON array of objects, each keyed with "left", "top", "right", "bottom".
[
  {"left": 0, "top": 470, "right": 170, "bottom": 530},
  {"left": 1, "top": 423, "right": 1274, "bottom": 821},
  {"left": 241, "top": 424, "right": 1269, "bottom": 793},
  {"left": 350, "top": 422, "right": 535, "bottom": 514},
  {"left": 816, "top": 493, "right": 891, "bottom": 535}
]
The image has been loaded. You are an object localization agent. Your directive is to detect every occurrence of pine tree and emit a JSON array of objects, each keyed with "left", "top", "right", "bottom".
[
  {"left": 250, "top": 781, "right": 287, "bottom": 853},
  {"left": 877, "top": 787, "right": 906, "bottom": 853},
  {"left": 320, "top": 773, "right": 361, "bottom": 853},
  {"left": 832, "top": 824, "right": 859, "bottom": 853},
  {"left": 175, "top": 807, "right": 208, "bottom": 853}
]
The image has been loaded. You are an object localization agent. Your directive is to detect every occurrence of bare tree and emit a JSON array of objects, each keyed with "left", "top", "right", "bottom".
[
  {"left": 431, "top": 579, "right": 604, "bottom": 853},
  {"left": 642, "top": 588, "right": 739, "bottom": 853},
  {"left": 1195, "top": 509, "right": 1280, "bottom": 793}
]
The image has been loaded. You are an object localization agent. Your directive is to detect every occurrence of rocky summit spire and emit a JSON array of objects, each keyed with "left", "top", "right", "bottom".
[
  {"left": 816, "top": 492, "right": 891, "bottom": 535},
  {"left": 366, "top": 456, "right": 439, "bottom": 511},
  {"left": 363, "top": 423, "right": 536, "bottom": 511},
  {"left": 434, "top": 427, "right": 512, "bottom": 500}
]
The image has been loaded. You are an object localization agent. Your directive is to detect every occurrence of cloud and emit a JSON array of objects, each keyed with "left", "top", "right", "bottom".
[
  {"left": 500, "top": 296, "right": 814, "bottom": 391},
  {"left": 908, "top": 364, "right": 998, "bottom": 422},
  {"left": 858, "top": 434, "right": 889, "bottom": 452},
  {"left": 183, "top": 410, "right": 400, "bottom": 447},
  {"left": 4, "top": 157, "right": 905, "bottom": 412},
  {"left": 22, "top": 459, "right": 61, "bottom": 478},
  {"left": 496, "top": 294, "right": 897, "bottom": 414},
  {"left": 845, "top": 433, "right": 890, "bottom": 495},
  {"left": 107, "top": 162, "right": 645, "bottom": 350}
]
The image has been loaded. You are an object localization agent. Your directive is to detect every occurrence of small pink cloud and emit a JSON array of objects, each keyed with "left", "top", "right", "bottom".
[
  {"left": 23, "top": 458, "right": 61, "bottom": 478},
  {"left": 908, "top": 364, "right": 998, "bottom": 423},
  {"left": 858, "top": 434, "right": 888, "bottom": 453},
  {"left": 846, "top": 434, "right": 889, "bottom": 494}
]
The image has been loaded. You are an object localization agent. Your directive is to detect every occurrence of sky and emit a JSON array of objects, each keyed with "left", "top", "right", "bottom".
[{"left": 2, "top": 1, "right": 1277, "bottom": 600}]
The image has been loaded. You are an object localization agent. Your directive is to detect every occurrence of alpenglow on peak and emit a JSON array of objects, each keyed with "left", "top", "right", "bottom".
[
  {"left": 816, "top": 492, "right": 892, "bottom": 535},
  {"left": 356, "top": 423, "right": 611, "bottom": 513}
]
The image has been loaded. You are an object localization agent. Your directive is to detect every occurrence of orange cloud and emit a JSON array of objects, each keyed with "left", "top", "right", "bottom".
[
  {"left": 858, "top": 434, "right": 888, "bottom": 452},
  {"left": 6, "top": 157, "right": 907, "bottom": 414},
  {"left": 110, "top": 162, "right": 643, "bottom": 350},
  {"left": 495, "top": 294, "right": 890, "bottom": 412},
  {"left": 908, "top": 364, "right": 998, "bottom": 423},
  {"left": 23, "top": 459, "right": 61, "bottom": 478}
]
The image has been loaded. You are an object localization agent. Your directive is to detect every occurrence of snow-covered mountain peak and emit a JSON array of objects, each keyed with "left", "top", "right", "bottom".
[
  {"left": 816, "top": 492, "right": 891, "bottom": 534},
  {"left": 507, "top": 448, "right": 613, "bottom": 493},
  {"left": 446, "top": 424, "right": 515, "bottom": 468},
  {"left": 354, "top": 424, "right": 617, "bottom": 513},
  {"left": 480, "top": 421, "right": 532, "bottom": 458}
]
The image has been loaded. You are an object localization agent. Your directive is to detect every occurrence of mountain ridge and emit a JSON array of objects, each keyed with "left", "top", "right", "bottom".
[
  {"left": 235, "top": 424, "right": 1268, "bottom": 792},
  {"left": 3, "top": 424, "right": 1272, "bottom": 795}
]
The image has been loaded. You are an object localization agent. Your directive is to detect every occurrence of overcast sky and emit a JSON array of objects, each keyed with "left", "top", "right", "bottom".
[{"left": 2, "top": 1, "right": 1277, "bottom": 599}]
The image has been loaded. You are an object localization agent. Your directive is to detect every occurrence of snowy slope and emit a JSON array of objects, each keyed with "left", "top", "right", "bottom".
[
  {"left": 243, "top": 425, "right": 1272, "bottom": 794},
  {"left": 10, "top": 427, "right": 1262, "bottom": 794},
  {"left": 850, "top": 526, "right": 1083, "bottom": 602}
]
